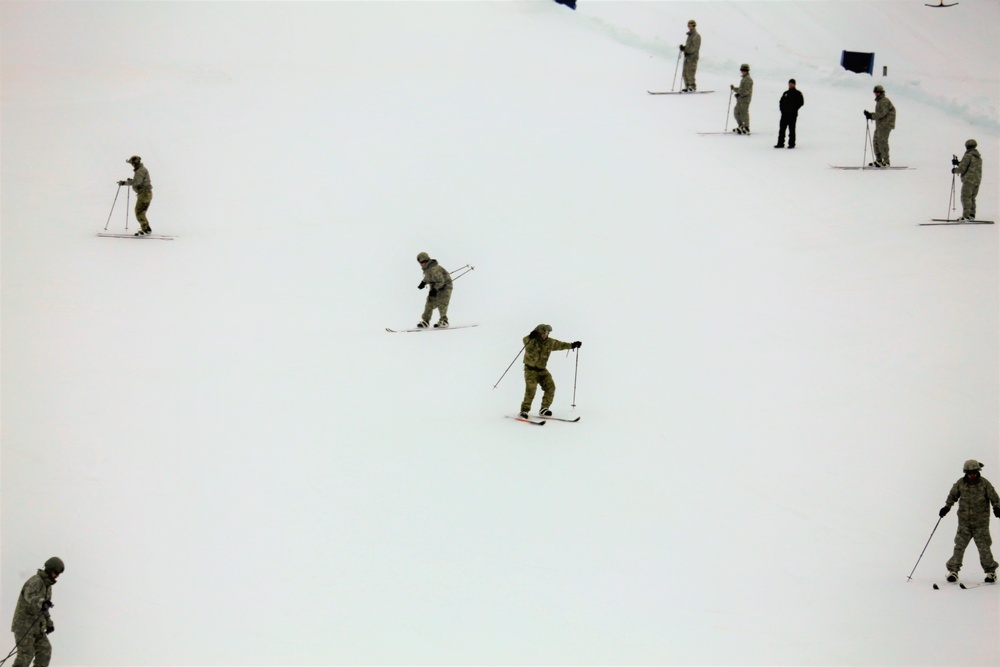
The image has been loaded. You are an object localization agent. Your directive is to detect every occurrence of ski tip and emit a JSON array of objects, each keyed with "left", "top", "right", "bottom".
[
  {"left": 959, "top": 583, "right": 968, "bottom": 589},
  {"left": 932, "top": 583, "right": 939, "bottom": 589}
]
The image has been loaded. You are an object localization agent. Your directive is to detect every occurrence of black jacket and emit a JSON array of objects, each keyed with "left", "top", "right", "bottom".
[{"left": 779, "top": 88, "right": 804, "bottom": 117}]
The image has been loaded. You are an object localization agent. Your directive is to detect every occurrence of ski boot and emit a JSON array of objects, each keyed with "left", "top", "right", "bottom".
[
  {"left": 986, "top": 572, "right": 997, "bottom": 583},
  {"left": 416, "top": 320, "right": 429, "bottom": 328},
  {"left": 434, "top": 317, "right": 449, "bottom": 329},
  {"left": 538, "top": 407, "right": 553, "bottom": 417},
  {"left": 518, "top": 411, "right": 529, "bottom": 419},
  {"left": 947, "top": 571, "right": 959, "bottom": 583}
]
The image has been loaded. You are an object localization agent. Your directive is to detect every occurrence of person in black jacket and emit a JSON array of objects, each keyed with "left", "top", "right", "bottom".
[{"left": 775, "top": 79, "right": 804, "bottom": 149}]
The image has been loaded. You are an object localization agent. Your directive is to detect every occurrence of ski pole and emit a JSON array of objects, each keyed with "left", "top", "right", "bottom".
[
  {"left": 103, "top": 184, "right": 123, "bottom": 230},
  {"left": 125, "top": 187, "right": 130, "bottom": 230},
  {"left": 671, "top": 49, "right": 682, "bottom": 91},
  {"left": 571, "top": 348, "right": 579, "bottom": 408},
  {"left": 492, "top": 344, "right": 525, "bottom": 389},
  {"left": 862, "top": 119, "right": 870, "bottom": 168},
  {"left": 946, "top": 169, "right": 957, "bottom": 221},
  {"left": 906, "top": 515, "right": 942, "bottom": 581},
  {"left": 451, "top": 265, "right": 476, "bottom": 281},
  {"left": 724, "top": 87, "right": 733, "bottom": 132}
]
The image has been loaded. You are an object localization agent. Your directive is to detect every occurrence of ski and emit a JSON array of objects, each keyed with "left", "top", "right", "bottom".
[
  {"left": 97, "top": 233, "right": 175, "bottom": 240},
  {"left": 829, "top": 165, "right": 913, "bottom": 170},
  {"left": 385, "top": 324, "right": 479, "bottom": 333},
  {"left": 506, "top": 415, "right": 546, "bottom": 426},
  {"left": 959, "top": 581, "right": 995, "bottom": 589},
  {"left": 647, "top": 90, "right": 715, "bottom": 95},
  {"left": 540, "top": 415, "right": 581, "bottom": 423},
  {"left": 920, "top": 219, "right": 994, "bottom": 226},
  {"left": 698, "top": 131, "right": 749, "bottom": 136}
]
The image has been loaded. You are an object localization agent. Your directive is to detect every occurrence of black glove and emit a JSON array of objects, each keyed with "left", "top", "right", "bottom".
[
  {"left": 730, "top": 85, "right": 736, "bottom": 92},
  {"left": 117, "top": 180, "right": 126, "bottom": 186},
  {"left": 864, "top": 110, "right": 872, "bottom": 120},
  {"left": 41, "top": 600, "right": 54, "bottom": 611},
  {"left": 46, "top": 624, "right": 54, "bottom": 635},
  {"left": 418, "top": 281, "right": 426, "bottom": 289},
  {"left": 939, "top": 506, "right": 950, "bottom": 518},
  {"left": 428, "top": 288, "right": 438, "bottom": 297},
  {"left": 528, "top": 330, "right": 540, "bottom": 340},
  {"left": 679, "top": 44, "right": 685, "bottom": 51},
  {"left": 571, "top": 341, "right": 582, "bottom": 349},
  {"left": 952, "top": 157, "right": 960, "bottom": 166},
  {"left": 994, "top": 506, "right": 1000, "bottom": 519}
]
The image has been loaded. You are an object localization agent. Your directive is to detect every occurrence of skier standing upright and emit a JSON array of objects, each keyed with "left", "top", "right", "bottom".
[
  {"left": 416, "top": 252, "right": 452, "bottom": 328},
  {"left": 951, "top": 139, "right": 982, "bottom": 221},
  {"left": 118, "top": 155, "right": 153, "bottom": 236},
  {"left": 864, "top": 85, "right": 895, "bottom": 167},
  {"left": 730, "top": 64, "right": 753, "bottom": 134},
  {"left": 939, "top": 459, "right": 1000, "bottom": 583},
  {"left": 679, "top": 19, "right": 701, "bottom": 92},
  {"left": 519, "top": 324, "right": 581, "bottom": 418},
  {"left": 11, "top": 557, "right": 64, "bottom": 667}
]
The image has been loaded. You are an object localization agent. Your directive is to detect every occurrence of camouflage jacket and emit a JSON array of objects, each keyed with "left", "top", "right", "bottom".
[
  {"left": 420, "top": 259, "right": 452, "bottom": 292},
  {"left": 11, "top": 570, "right": 55, "bottom": 634},
  {"left": 945, "top": 475, "right": 1000, "bottom": 525},
  {"left": 953, "top": 148, "right": 982, "bottom": 185},
  {"left": 682, "top": 29, "right": 701, "bottom": 58},
  {"left": 735, "top": 74, "right": 753, "bottom": 100},
  {"left": 127, "top": 165, "right": 152, "bottom": 194},
  {"left": 873, "top": 95, "right": 895, "bottom": 129},
  {"left": 522, "top": 335, "right": 574, "bottom": 370}
]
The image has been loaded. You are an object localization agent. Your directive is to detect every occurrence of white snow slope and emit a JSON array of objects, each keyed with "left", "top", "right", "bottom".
[{"left": 2, "top": 1, "right": 998, "bottom": 665}]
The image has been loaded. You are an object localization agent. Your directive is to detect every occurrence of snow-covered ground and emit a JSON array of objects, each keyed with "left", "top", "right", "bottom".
[{"left": 2, "top": 1, "right": 998, "bottom": 665}]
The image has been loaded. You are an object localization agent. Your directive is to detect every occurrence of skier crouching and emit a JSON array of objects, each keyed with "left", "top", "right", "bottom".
[
  {"left": 939, "top": 459, "right": 1000, "bottom": 583},
  {"left": 519, "top": 324, "right": 581, "bottom": 418}
]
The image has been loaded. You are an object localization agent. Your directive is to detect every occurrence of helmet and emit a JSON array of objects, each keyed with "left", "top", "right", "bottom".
[
  {"left": 965, "top": 139, "right": 977, "bottom": 149},
  {"left": 416, "top": 252, "right": 430, "bottom": 263},
  {"left": 740, "top": 63, "right": 750, "bottom": 72},
  {"left": 873, "top": 85, "right": 885, "bottom": 94},
  {"left": 687, "top": 19, "right": 696, "bottom": 27},
  {"left": 126, "top": 155, "right": 141, "bottom": 165},
  {"left": 963, "top": 459, "right": 984, "bottom": 473},
  {"left": 44, "top": 557, "right": 65, "bottom": 574}
]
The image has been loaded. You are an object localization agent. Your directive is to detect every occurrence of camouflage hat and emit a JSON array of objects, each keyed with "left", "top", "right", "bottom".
[
  {"left": 963, "top": 459, "right": 984, "bottom": 472},
  {"left": 534, "top": 324, "right": 553, "bottom": 334},
  {"left": 44, "top": 557, "right": 65, "bottom": 574},
  {"left": 126, "top": 155, "right": 141, "bottom": 164},
  {"left": 416, "top": 252, "right": 430, "bottom": 263},
  {"left": 740, "top": 63, "right": 750, "bottom": 71},
  {"left": 687, "top": 19, "right": 696, "bottom": 26},
  {"left": 965, "top": 139, "right": 977, "bottom": 149},
  {"left": 873, "top": 84, "right": 885, "bottom": 94}
]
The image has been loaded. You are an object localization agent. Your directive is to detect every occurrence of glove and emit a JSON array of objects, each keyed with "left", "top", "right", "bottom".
[
  {"left": 994, "top": 506, "right": 1000, "bottom": 519},
  {"left": 679, "top": 44, "right": 685, "bottom": 51},
  {"left": 952, "top": 157, "right": 960, "bottom": 166},
  {"left": 939, "top": 506, "right": 950, "bottom": 518},
  {"left": 730, "top": 85, "right": 736, "bottom": 92},
  {"left": 428, "top": 288, "right": 438, "bottom": 297},
  {"left": 864, "top": 110, "right": 872, "bottom": 120},
  {"left": 117, "top": 180, "right": 126, "bottom": 186},
  {"left": 41, "top": 600, "right": 54, "bottom": 611},
  {"left": 418, "top": 281, "right": 426, "bottom": 289},
  {"left": 46, "top": 624, "right": 54, "bottom": 635},
  {"left": 528, "top": 330, "right": 540, "bottom": 340},
  {"left": 571, "top": 341, "right": 582, "bottom": 349}
]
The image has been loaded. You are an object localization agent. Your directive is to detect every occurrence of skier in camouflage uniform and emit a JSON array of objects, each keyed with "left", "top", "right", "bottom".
[
  {"left": 416, "top": 251, "right": 452, "bottom": 328},
  {"left": 519, "top": 324, "right": 581, "bottom": 417},
  {"left": 679, "top": 20, "right": 701, "bottom": 92},
  {"left": 863, "top": 85, "right": 895, "bottom": 167},
  {"left": 951, "top": 139, "right": 982, "bottom": 221},
  {"left": 730, "top": 64, "right": 753, "bottom": 134},
  {"left": 10, "top": 557, "right": 64, "bottom": 667},
  {"left": 939, "top": 460, "right": 1000, "bottom": 583},
  {"left": 118, "top": 155, "right": 153, "bottom": 236}
]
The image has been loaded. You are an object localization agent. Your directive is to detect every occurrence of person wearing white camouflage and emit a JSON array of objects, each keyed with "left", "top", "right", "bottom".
[
  {"left": 416, "top": 251, "right": 452, "bottom": 328},
  {"left": 939, "top": 460, "right": 1000, "bottom": 584},
  {"left": 730, "top": 64, "right": 753, "bottom": 134},
  {"left": 679, "top": 19, "right": 701, "bottom": 92},
  {"left": 951, "top": 139, "right": 982, "bottom": 221},
  {"left": 519, "top": 324, "right": 581, "bottom": 417},
  {"left": 864, "top": 85, "right": 895, "bottom": 167},
  {"left": 11, "top": 557, "right": 64, "bottom": 667}
]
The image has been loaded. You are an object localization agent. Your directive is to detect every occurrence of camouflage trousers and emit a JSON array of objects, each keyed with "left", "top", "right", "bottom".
[
  {"left": 873, "top": 125, "right": 892, "bottom": 165},
  {"left": 682, "top": 57, "right": 698, "bottom": 90},
  {"left": 11, "top": 628, "right": 52, "bottom": 667},
  {"left": 521, "top": 367, "right": 555, "bottom": 413},
  {"left": 961, "top": 180, "right": 980, "bottom": 218},
  {"left": 734, "top": 99, "right": 750, "bottom": 130},
  {"left": 946, "top": 522, "right": 998, "bottom": 574},
  {"left": 134, "top": 190, "right": 152, "bottom": 233},
  {"left": 421, "top": 288, "right": 451, "bottom": 324}
]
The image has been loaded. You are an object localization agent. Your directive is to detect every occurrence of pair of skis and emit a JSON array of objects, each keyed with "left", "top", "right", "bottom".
[
  {"left": 932, "top": 580, "right": 994, "bottom": 589},
  {"left": 506, "top": 414, "right": 580, "bottom": 426},
  {"left": 97, "top": 232, "right": 174, "bottom": 240},
  {"left": 385, "top": 324, "right": 478, "bottom": 333},
  {"left": 920, "top": 219, "right": 994, "bottom": 226}
]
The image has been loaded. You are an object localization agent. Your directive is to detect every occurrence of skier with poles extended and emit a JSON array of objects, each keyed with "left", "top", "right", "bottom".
[
  {"left": 117, "top": 155, "right": 153, "bottom": 236},
  {"left": 8, "top": 557, "right": 64, "bottom": 667},
  {"left": 730, "top": 63, "right": 753, "bottom": 134},
  {"left": 678, "top": 19, "right": 701, "bottom": 92},
  {"left": 415, "top": 252, "right": 452, "bottom": 329},
  {"left": 863, "top": 85, "right": 895, "bottom": 167},
  {"left": 939, "top": 459, "right": 1000, "bottom": 584},
  {"left": 951, "top": 139, "right": 982, "bottom": 221},
  {"left": 517, "top": 324, "right": 581, "bottom": 419}
]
